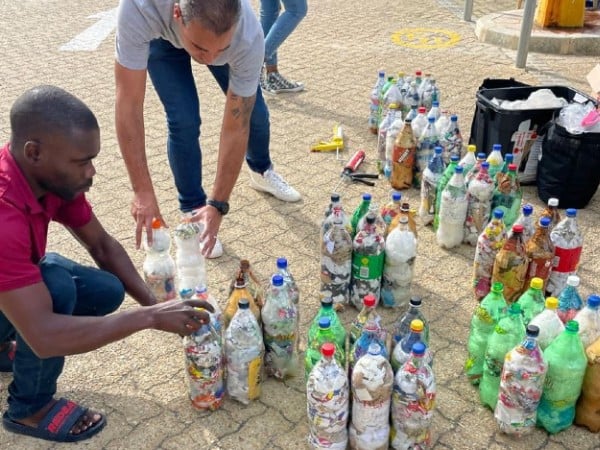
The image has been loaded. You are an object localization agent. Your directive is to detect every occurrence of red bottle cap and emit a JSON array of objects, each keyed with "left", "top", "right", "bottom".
[
  {"left": 321, "top": 343, "right": 335, "bottom": 358},
  {"left": 512, "top": 224, "right": 524, "bottom": 234},
  {"left": 363, "top": 294, "right": 377, "bottom": 307},
  {"left": 508, "top": 163, "right": 517, "bottom": 172}
]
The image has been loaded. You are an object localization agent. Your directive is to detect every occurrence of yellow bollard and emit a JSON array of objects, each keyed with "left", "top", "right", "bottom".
[{"left": 534, "top": 0, "right": 585, "bottom": 28}]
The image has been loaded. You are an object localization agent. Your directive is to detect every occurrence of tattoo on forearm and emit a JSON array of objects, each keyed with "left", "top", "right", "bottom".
[{"left": 230, "top": 94, "right": 255, "bottom": 129}]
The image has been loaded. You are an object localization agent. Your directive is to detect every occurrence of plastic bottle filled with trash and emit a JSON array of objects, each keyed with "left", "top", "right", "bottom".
[
  {"left": 390, "top": 119, "right": 417, "bottom": 191},
  {"left": 385, "top": 116, "right": 405, "bottom": 179},
  {"left": 391, "top": 342, "right": 436, "bottom": 450},
  {"left": 381, "top": 215, "right": 417, "bottom": 310},
  {"left": 459, "top": 144, "right": 477, "bottom": 176},
  {"left": 492, "top": 224, "right": 529, "bottom": 303},
  {"left": 351, "top": 193, "right": 373, "bottom": 237},
  {"left": 433, "top": 154, "right": 460, "bottom": 231},
  {"left": 495, "top": 153, "right": 513, "bottom": 184},
  {"left": 472, "top": 209, "right": 507, "bottom": 302},
  {"left": 419, "top": 146, "right": 446, "bottom": 226},
  {"left": 541, "top": 197, "right": 561, "bottom": 231},
  {"left": 193, "top": 285, "right": 223, "bottom": 334},
  {"left": 392, "top": 297, "right": 429, "bottom": 346},
  {"left": 357, "top": 202, "right": 388, "bottom": 238},
  {"left": 349, "top": 293, "right": 385, "bottom": 346},
  {"left": 306, "top": 343, "right": 350, "bottom": 450},
  {"left": 516, "top": 278, "right": 546, "bottom": 326},
  {"left": 494, "top": 324, "right": 547, "bottom": 436},
  {"left": 537, "top": 320, "right": 587, "bottom": 434},
  {"left": 377, "top": 104, "right": 401, "bottom": 173},
  {"left": 464, "top": 152, "right": 487, "bottom": 188},
  {"left": 547, "top": 208, "right": 584, "bottom": 298},
  {"left": 183, "top": 308, "right": 225, "bottom": 411},
  {"left": 465, "top": 282, "right": 508, "bottom": 385},
  {"left": 524, "top": 217, "right": 554, "bottom": 291},
  {"left": 229, "top": 259, "right": 264, "bottom": 310},
  {"left": 305, "top": 317, "right": 345, "bottom": 380},
  {"left": 486, "top": 144, "right": 504, "bottom": 180},
  {"left": 436, "top": 165, "right": 468, "bottom": 249},
  {"left": 573, "top": 295, "right": 600, "bottom": 348},
  {"left": 350, "top": 320, "right": 388, "bottom": 371},
  {"left": 479, "top": 303, "right": 526, "bottom": 410},
  {"left": 511, "top": 204, "right": 535, "bottom": 243},
  {"left": 464, "top": 161, "right": 494, "bottom": 246},
  {"left": 415, "top": 116, "right": 439, "bottom": 188},
  {"left": 225, "top": 298, "right": 264, "bottom": 405},
  {"left": 557, "top": 275, "right": 584, "bottom": 324},
  {"left": 351, "top": 213, "right": 385, "bottom": 309},
  {"left": 224, "top": 272, "right": 261, "bottom": 329},
  {"left": 321, "top": 193, "right": 352, "bottom": 239},
  {"left": 320, "top": 215, "right": 353, "bottom": 309},
  {"left": 411, "top": 106, "right": 429, "bottom": 139},
  {"left": 439, "top": 114, "right": 463, "bottom": 164},
  {"left": 349, "top": 343, "right": 394, "bottom": 450},
  {"left": 380, "top": 191, "right": 402, "bottom": 234},
  {"left": 491, "top": 163, "right": 522, "bottom": 229},
  {"left": 262, "top": 274, "right": 299, "bottom": 379},
  {"left": 173, "top": 221, "right": 206, "bottom": 293},
  {"left": 368, "top": 70, "right": 386, "bottom": 135},
  {"left": 275, "top": 257, "right": 299, "bottom": 307},
  {"left": 143, "top": 218, "right": 176, "bottom": 302},
  {"left": 529, "top": 297, "right": 565, "bottom": 350},
  {"left": 575, "top": 337, "right": 600, "bottom": 432},
  {"left": 391, "top": 318, "right": 432, "bottom": 372},
  {"left": 308, "top": 297, "right": 346, "bottom": 359}
]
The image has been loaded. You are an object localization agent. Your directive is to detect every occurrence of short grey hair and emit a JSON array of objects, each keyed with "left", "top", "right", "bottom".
[{"left": 179, "top": 0, "right": 241, "bottom": 35}]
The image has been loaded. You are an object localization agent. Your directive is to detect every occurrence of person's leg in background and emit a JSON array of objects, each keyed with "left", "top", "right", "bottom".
[
  {"left": 259, "top": 0, "right": 307, "bottom": 93},
  {"left": 208, "top": 64, "right": 301, "bottom": 202}
]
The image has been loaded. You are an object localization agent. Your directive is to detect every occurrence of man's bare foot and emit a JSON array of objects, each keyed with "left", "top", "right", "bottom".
[{"left": 16, "top": 399, "right": 102, "bottom": 436}]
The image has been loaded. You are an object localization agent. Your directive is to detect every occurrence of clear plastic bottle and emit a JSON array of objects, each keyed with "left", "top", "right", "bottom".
[
  {"left": 465, "top": 281, "right": 508, "bottom": 385},
  {"left": 472, "top": 209, "right": 507, "bottom": 302},
  {"left": 435, "top": 110, "right": 450, "bottom": 139},
  {"left": 377, "top": 104, "right": 400, "bottom": 173},
  {"left": 573, "top": 295, "right": 600, "bottom": 348},
  {"left": 380, "top": 191, "right": 402, "bottom": 233},
  {"left": 391, "top": 319, "right": 433, "bottom": 372},
  {"left": 516, "top": 278, "right": 546, "bottom": 326},
  {"left": 385, "top": 116, "right": 405, "bottom": 180},
  {"left": 225, "top": 298, "right": 264, "bottom": 404},
  {"left": 511, "top": 204, "right": 535, "bottom": 242},
  {"left": 381, "top": 216, "right": 417, "bottom": 310},
  {"left": 349, "top": 343, "right": 393, "bottom": 450},
  {"left": 541, "top": 197, "right": 561, "bottom": 231},
  {"left": 427, "top": 100, "right": 441, "bottom": 122},
  {"left": 391, "top": 119, "right": 417, "bottom": 191},
  {"left": 411, "top": 106, "right": 429, "bottom": 139},
  {"left": 464, "top": 152, "right": 487, "bottom": 188},
  {"left": 439, "top": 114, "right": 463, "bottom": 164},
  {"left": 433, "top": 154, "right": 460, "bottom": 231},
  {"left": 307, "top": 297, "right": 346, "bottom": 357},
  {"left": 529, "top": 297, "right": 565, "bottom": 350},
  {"left": 547, "top": 208, "right": 584, "bottom": 297},
  {"left": 391, "top": 342, "right": 436, "bottom": 450},
  {"left": 320, "top": 216, "right": 353, "bottom": 309},
  {"left": 349, "top": 293, "right": 385, "bottom": 346},
  {"left": 556, "top": 275, "right": 584, "bottom": 324},
  {"left": 486, "top": 144, "right": 504, "bottom": 180},
  {"left": 491, "top": 163, "right": 522, "bottom": 229},
  {"left": 479, "top": 303, "right": 526, "bottom": 410},
  {"left": 357, "top": 201, "right": 388, "bottom": 237},
  {"left": 275, "top": 257, "right": 299, "bottom": 306},
  {"left": 350, "top": 321, "right": 388, "bottom": 370},
  {"left": 321, "top": 193, "right": 352, "bottom": 239},
  {"left": 419, "top": 146, "right": 446, "bottom": 226},
  {"left": 350, "top": 214, "right": 385, "bottom": 309},
  {"left": 305, "top": 317, "right": 345, "bottom": 380},
  {"left": 368, "top": 70, "right": 386, "bottom": 134},
  {"left": 524, "top": 217, "right": 554, "bottom": 291},
  {"left": 436, "top": 165, "right": 468, "bottom": 249},
  {"left": 416, "top": 116, "right": 439, "bottom": 187},
  {"left": 495, "top": 153, "right": 513, "bottom": 186},
  {"left": 537, "top": 320, "right": 587, "bottom": 434},
  {"left": 459, "top": 144, "right": 477, "bottom": 176},
  {"left": 193, "top": 284, "right": 223, "bottom": 333},
  {"left": 463, "top": 161, "right": 494, "bottom": 246},
  {"left": 492, "top": 224, "right": 529, "bottom": 303},
  {"left": 262, "top": 274, "right": 299, "bottom": 379},
  {"left": 173, "top": 221, "right": 206, "bottom": 293},
  {"left": 306, "top": 343, "right": 350, "bottom": 449},
  {"left": 494, "top": 324, "right": 547, "bottom": 436},
  {"left": 142, "top": 218, "right": 176, "bottom": 302},
  {"left": 392, "top": 297, "right": 429, "bottom": 346}
]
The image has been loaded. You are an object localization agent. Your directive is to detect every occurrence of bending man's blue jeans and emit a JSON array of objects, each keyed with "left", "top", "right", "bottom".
[
  {"left": 0, "top": 253, "right": 125, "bottom": 420},
  {"left": 260, "top": 0, "right": 308, "bottom": 66},
  {"left": 147, "top": 39, "right": 272, "bottom": 213}
]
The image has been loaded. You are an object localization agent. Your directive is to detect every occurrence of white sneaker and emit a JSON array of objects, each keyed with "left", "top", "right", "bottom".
[{"left": 249, "top": 167, "right": 302, "bottom": 202}]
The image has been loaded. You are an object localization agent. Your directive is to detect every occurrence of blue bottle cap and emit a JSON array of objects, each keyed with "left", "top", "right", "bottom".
[
  {"left": 492, "top": 144, "right": 502, "bottom": 152},
  {"left": 434, "top": 146, "right": 443, "bottom": 154},
  {"left": 523, "top": 204, "right": 533, "bottom": 216},
  {"left": 378, "top": 70, "right": 385, "bottom": 77},
  {"left": 540, "top": 217, "right": 551, "bottom": 227},
  {"left": 493, "top": 209, "right": 504, "bottom": 219},
  {"left": 318, "top": 317, "right": 331, "bottom": 329},
  {"left": 481, "top": 161, "right": 490, "bottom": 169},
  {"left": 179, "top": 288, "right": 193, "bottom": 299},
  {"left": 451, "top": 114, "right": 458, "bottom": 121},
  {"left": 450, "top": 155, "right": 460, "bottom": 162},
  {"left": 276, "top": 257, "right": 288, "bottom": 269},
  {"left": 428, "top": 116, "right": 436, "bottom": 123},
  {"left": 566, "top": 208, "right": 577, "bottom": 217},
  {"left": 392, "top": 191, "right": 402, "bottom": 201},
  {"left": 432, "top": 101, "right": 439, "bottom": 107},
  {"left": 454, "top": 166, "right": 464, "bottom": 174},
  {"left": 587, "top": 295, "right": 600, "bottom": 308},
  {"left": 477, "top": 152, "right": 487, "bottom": 160},
  {"left": 194, "top": 285, "right": 207, "bottom": 295},
  {"left": 505, "top": 153, "right": 514, "bottom": 162},
  {"left": 412, "top": 342, "right": 426, "bottom": 356},
  {"left": 362, "top": 193, "right": 372, "bottom": 201},
  {"left": 272, "top": 274, "right": 284, "bottom": 286}
]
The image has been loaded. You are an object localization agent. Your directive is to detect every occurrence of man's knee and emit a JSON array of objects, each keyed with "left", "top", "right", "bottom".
[{"left": 97, "top": 273, "right": 125, "bottom": 315}]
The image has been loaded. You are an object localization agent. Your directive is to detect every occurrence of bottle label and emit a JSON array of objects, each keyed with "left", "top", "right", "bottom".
[
  {"left": 352, "top": 253, "right": 385, "bottom": 280},
  {"left": 528, "top": 257, "right": 553, "bottom": 282},
  {"left": 391, "top": 144, "right": 415, "bottom": 190},
  {"left": 247, "top": 356, "right": 262, "bottom": 400},
  {"left": 552, "top": 246, "right": 582, "bottom": 273}
]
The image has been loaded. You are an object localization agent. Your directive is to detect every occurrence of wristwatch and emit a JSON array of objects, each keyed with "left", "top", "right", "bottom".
[{"left": 207, "top": 199, "right": 230, "bottom": 216}]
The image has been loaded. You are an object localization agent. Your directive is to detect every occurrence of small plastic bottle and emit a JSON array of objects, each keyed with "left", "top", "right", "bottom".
[
  {"left": 494, "top": 324, "right": 547, "bottom": 436},
  {"left": 529, "top": 297, "right": 565, "bottom": 350},
  {"left": 516, "top": 278, "right": 546, "bottom": 326},
  {"left": 385, "top": 116, "right": 405, "bottom": 179},
  {"left": 173, "top": 221, "right": 206, "bottom": 293},
  {"left": 472, "top": 209, "right": 507, "bottom": 301},
  {"left": 486, "top": 144, "right": 504, "bottom": 180},
  {"left": 350, "top": 193, "right": 373, "bottom": 237},
  {"left": 492, "top": 224, "right": 529, "bottom": 303},
  {"left": 391, "top": 319, "right": 432, "bottom": 372},
  {"left": 436, "top": 165, "right": 468, "bottom": 249},
  {"left": 349, "top": 293, "right": 384, "bottom": 346},
  {"left": 419, "top": 146, "right": 446, "bottom": 226},
  {"left": 377, "top": 104, "right": 401, "bottom": 173},
  {"left": 349, "top": 343, "right": 393, "bottom": 450},
  {"left": 306, "top": 343, "right": 349, "bottom": 449},
  {"left": 556, "top": 275, "right": 584, "bottom": 324},
  {"left": 524, "top": 217, "right": 554, "bottom": 291},
  {"left": 464, "top": 161, "right": 494, "bottom": 246},
  {"left": 411, "top": 106, "right": 429, "bottom": 139},
  {"left": 320, "top": 216, "right": 352, "bottom": 309},
  {"left": 391, "top": 342, "right": 436, "bottom": 450},
  {"left": 547, "top": 208, "right": 584, "bottom": 297},
  {"left": 573, "top": 294, "right": 600, "bottom": 348},
  {"left": 380, "top": 191, "right": 402, "bottom": 232},
  {"left": 511, "top": 204, "right": 535, "bottom": 242},
  {"left": 262, "top": 274, "right": 299, "bottom": 379},
  {"left": 225, "top": 298, "right": 264, "bottom": 404},
  {"left": 142, "top": 218, "right": 176, "bottom": 302},
  {"left": 305, "top": 317, "right": 345, "bottom": 380},
  {"left": 537, "top": 320, "right": 587, "bottom": 434},
  {"left": 392, "top": 297, "right": 429, "bottom": 346}
]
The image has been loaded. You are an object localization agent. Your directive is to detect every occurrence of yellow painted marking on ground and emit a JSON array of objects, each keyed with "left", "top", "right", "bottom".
[{"left": 391, "top": 28, "right": 461, "bottom": 50}]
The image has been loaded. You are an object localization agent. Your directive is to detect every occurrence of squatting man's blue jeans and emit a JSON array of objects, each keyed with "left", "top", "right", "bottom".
[
  {"left": 0, "top": 253, "right": 125, "bottom": 420},
  {"left": 260, "top": 0, "right": 308, "bottom": 66},
  {"left": 147, "top": 38, "right": 273, "bottom": 213}
]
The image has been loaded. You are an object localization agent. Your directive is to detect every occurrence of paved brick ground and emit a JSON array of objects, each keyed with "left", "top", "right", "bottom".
[{"left": 0, "top": 0, "right": 599, "bottom": 448}]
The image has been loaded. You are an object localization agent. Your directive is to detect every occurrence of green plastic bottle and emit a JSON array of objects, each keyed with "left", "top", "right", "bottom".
[
  {"left": 479, "top": 303, "right": 526, "bottom": 410},
  {"left": 465, "top": 282, "right": 508, "bottom": 385},
  {"left": 307, "top": 297, "right": 346, "bottom": 352},
  {"left": 305, "top": 317, "right": 345, "bottom": 380},
  {"left": 350, "top": 193, "right": 372, "bottom": 237},
  {"left": 537, "top": 320, "right": 587, "bottom": 434},
  {"left": 516, "top": 277, "right": 546, "bottom": 326},
  {"left": 433, "top": 154, "right": 459, "bottom": 231}
]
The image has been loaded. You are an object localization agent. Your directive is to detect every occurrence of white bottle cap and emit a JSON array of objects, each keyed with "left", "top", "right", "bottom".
[
  {"left": 567, "top": 275, "right": 580, "bottom": 286},
  {"left": 548, "top": 198, "right": 559, "bottom": 207}
]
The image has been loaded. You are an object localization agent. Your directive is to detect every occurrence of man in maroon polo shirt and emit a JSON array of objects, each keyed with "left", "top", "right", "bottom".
[{"left": 0, "top": 85, "right": 212, "bottom": 443}]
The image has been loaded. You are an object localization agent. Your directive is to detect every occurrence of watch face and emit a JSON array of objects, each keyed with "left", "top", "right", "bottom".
[{"left": 209, "top": 200, "right": 229, "bottom": 215}]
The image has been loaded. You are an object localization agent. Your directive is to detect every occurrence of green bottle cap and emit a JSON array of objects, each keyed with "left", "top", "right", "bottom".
[
  {"left": 491, "top": 282, "right": 504, "bottom": 293},
  {"left": 565, "top": 320, "right": 579, "bottom": 333}
]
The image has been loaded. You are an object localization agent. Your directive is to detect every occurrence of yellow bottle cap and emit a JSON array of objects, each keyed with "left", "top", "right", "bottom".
[
  {"left": 410, "top": 319, "right": 424, "bottom": 332},
  {"left": 545, "top": 297, "right": 558, "bottom": 309},
  {"left": 467, "top": 144, "right": 476, "bottom": 153},
  {"left": 530, "top": 278, "right": 544, "bottom": 290}
]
